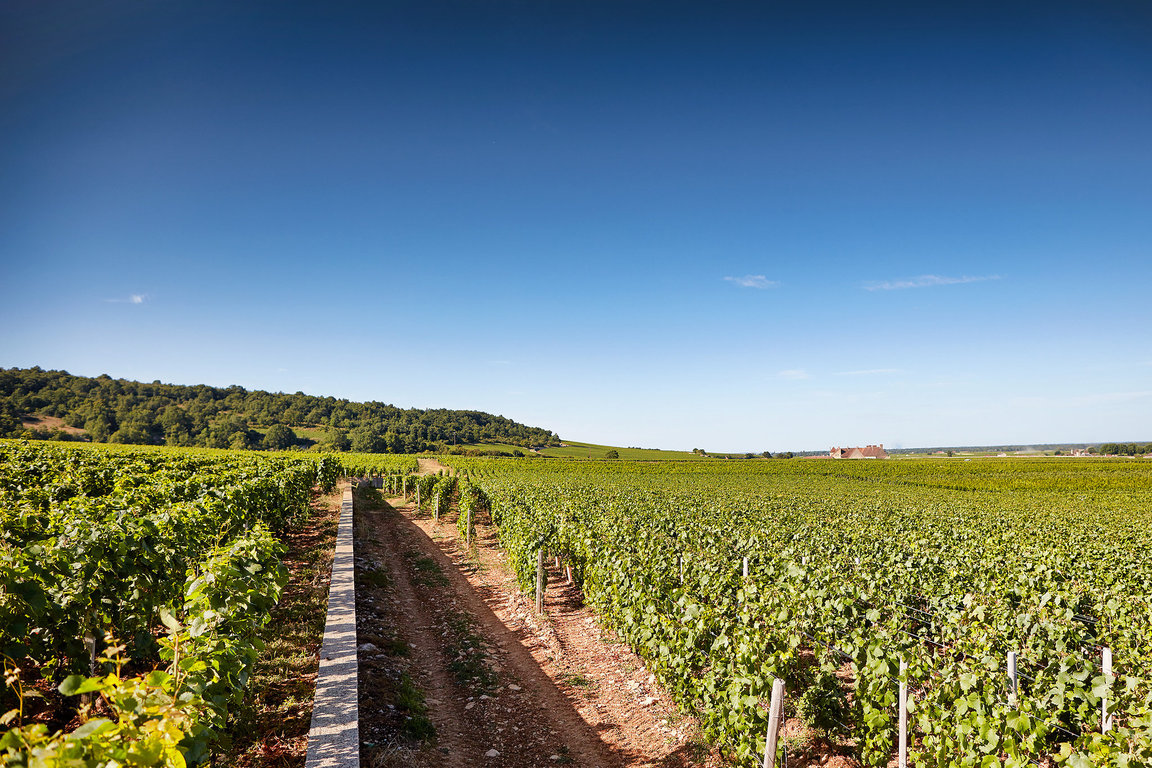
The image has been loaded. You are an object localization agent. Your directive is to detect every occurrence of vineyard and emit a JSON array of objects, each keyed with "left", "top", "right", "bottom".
[
  {"left": 442, "top": 457, "right": 1152, "bottom": 767},
  {"left": 0, "top": 441, "right": 369, "bottom": 767},
  {"left": 4, "top": 440, "right": 1152, "bottom": 767}
]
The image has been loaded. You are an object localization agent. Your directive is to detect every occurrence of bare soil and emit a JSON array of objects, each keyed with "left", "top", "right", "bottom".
[
  {"left": 20, "top": 414, "right": 87, "bottom": 436},
  {"left": 354, "top": 462, "right": 721, "bottom": 768}
]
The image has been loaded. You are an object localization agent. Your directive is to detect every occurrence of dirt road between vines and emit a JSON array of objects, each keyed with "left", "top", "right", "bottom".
[{"left": 354, "top": 460, "right": 719, "bottom": 767}]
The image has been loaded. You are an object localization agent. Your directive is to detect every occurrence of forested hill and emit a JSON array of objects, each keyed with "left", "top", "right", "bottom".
[{"left": 0, "top": 367, "right": 560, "bottom": 453}]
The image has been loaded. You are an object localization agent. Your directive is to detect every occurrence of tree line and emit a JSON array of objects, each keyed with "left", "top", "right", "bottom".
[
  {"left": 0, "top": 367, "right": 560, "bottom": 453},
  {"left": 1096, "top": 443, "right": 1152, "bottom": 456}
]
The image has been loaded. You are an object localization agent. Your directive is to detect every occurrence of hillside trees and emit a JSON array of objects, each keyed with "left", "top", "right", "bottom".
[
  {"left": 205, "top": 416, "right": 260, "bottom": 449},
  {"left": 84, "top": 413, "right": 117, "bottom": 442},
  {"left": 0, "top": 366, "right": 559, "bottom": 453},
  {"left": 158, "top": 404, "right": 194, "bottom": 444},
  {"left": 0, "top": 402, "right": 21, "bottom": 437},
  {"left": 319, "top": 427, "right": 351, "bottom": 451},
  {"left": 349, "top": 424, "right": 385, "bottom": 453},
  {"left": 262, "top": 423, "right": 297, "bottom": 450}
]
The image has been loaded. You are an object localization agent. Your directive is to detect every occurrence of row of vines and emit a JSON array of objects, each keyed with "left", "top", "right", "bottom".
[
  {"left": 0, "top": 440, "right": 384, "bottom": 767},
  {"left": 443, "top": 456, "right": 1152, "bottom": 767}
]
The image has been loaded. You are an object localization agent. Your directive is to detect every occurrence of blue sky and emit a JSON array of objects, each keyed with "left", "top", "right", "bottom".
[{"left": 2, "top": 1, "right": 1150, "bottom": 452}]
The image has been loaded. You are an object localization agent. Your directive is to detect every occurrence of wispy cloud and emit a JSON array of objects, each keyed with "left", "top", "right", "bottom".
[
  {"left": 724, "top": 275, "right": 778, "bottom": 289},
  {"left": 105, "top": 293, "right": 147, "bottom": 304},
  {"left": 1011, "top": 390, "right": 1152, "bottom": 408},
  {"left": 777, "top": 369, "right": 811, "bottom": 380},
  {"left": 835, "top": 368, "right": 903, "bottom": 376},
  {"left": 864, "top": 274, "right": 1000, "bottom": 291}
]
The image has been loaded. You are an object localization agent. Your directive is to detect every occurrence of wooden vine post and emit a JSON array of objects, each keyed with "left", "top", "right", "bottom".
[
  {"left": 535, "top": 548, "right": 546, "bottom": 614},
  {"left": 1103, "top": 647, "right": 1113, "bottom": 733},
  {"left": 1007, "top": 651, "right": 1018, "bottom": 708},
  {"left": 898, "top": 658, "right": 908, "bottom": 768},
  {"left": 82, "top": 623, "right": 98, "bottom": 708},
  {"left": 763, "top": 677, "right": 785, "bottom": 768},
  {"left": 434, "top": 492, "right": 440, "bottom": 522}
]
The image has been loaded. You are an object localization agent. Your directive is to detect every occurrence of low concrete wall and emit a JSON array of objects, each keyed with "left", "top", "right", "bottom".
[{"left": 305, "top": 488, "right": 359, "bottom": 768}]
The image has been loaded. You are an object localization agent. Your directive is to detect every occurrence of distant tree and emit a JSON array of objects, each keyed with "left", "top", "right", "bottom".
[
  {"left": 761, "top": 451, "right": 772, "bottom": 459},
  {"left": 109, "top": 423, "right": 152, "bottom": 445},
  {"left": 605, "top": 449, "right": 619, "bottom": 459},
  {"left": 263, "top": 424, "right": 297, "bottom": 450},
  {"left": 84, "top": 414, "right": 114, "bottom": 442},
  {"left": 0, "top": 403, "right": 21, "bottom": 438},
  {"left": 351, "top": 425, "right": 385, "bottom": 453},
  {"left": 158, "top": 405, "right": 191, "bottom": 438},
  {"left": 204, "top": 415, "right": 257, "bottom": 449},
  {"left": 320, "top": 428, "right": 351, "bottom": 452},
  {"left": 229, "top": 431, "right": 255, "bottom": 450}
]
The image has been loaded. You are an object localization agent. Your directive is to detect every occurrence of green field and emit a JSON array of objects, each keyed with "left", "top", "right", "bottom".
[
  {"left": 446, "top": 439, "right": 707, "bottom": 459},
  {"left": 447, "top": 441, "right": 536, "bottom": 454},
  {"left": 290, "top": 425, "right": 330, "bottom": 442},
  {"left": 536, "top": 440, "right": 705, "bottom": 460}
]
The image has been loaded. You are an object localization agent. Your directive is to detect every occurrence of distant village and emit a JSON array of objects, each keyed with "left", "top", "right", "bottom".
[
  {"left": 829, "top": 444, "right": 888, "bottom": 459},
  {"left": 826, "top": 443, "right": 1150, "bottom": 459}
]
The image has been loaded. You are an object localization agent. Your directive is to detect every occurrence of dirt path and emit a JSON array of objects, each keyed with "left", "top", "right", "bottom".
[
  {"left": 417, "top": 457, "right": 451, "bottom": 475},
  {"left": 357, "top": 493, "right": 625, "bottom": 767},
  {"left": 355, "top": 482, "right": 719, "bottom": 767}
]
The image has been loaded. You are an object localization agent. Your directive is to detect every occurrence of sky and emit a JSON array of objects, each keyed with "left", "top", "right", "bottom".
[{"left": 1, "top": 0, "right": 1150, "bottom": 452}]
